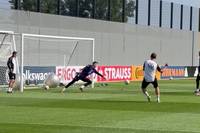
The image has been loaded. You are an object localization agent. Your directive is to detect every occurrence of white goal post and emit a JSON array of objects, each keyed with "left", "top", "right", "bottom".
[{"left": 20, "top": 33, "right": 95, "bottom": 92}]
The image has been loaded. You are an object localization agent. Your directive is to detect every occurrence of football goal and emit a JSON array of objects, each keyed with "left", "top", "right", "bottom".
[
  {"left": 0, "top": 30, "right": 95, "bottom": 92},
  {"left": 0, "top": 30, "right": 19, "bottom": 88}
]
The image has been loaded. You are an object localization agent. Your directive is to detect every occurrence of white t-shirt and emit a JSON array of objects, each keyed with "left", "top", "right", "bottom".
[
  {"left": 143, "top": 59, "right": 158, "bottom": 82},
  {"left": 12, "top": 57, "right": 17, "bottom": 74}
]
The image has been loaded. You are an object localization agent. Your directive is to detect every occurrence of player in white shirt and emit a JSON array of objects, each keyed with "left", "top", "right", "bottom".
[
  {"left": 7, "top": 51, "right": 17, "bottom": 93},
  {"left": 195, "top": 51, "right": 200, "bottom": 94},
  {"left": 141, "top": 53, "right": 163, "bottom": 103}
]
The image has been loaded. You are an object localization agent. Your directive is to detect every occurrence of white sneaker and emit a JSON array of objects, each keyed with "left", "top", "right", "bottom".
[
  {"left": 194, "top": 89, "right": 199, "bottom": 93},
  {"left": 61, "top": 88, "right": 66, "bottom": 93}
]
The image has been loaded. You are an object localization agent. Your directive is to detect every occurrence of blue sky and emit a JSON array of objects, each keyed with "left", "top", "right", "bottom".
[{"left": 163, "top": 0, "right": 200, "bottom": 7}]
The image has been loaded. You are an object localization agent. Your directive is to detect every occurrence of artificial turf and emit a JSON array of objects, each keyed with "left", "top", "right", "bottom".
[{"left": 0, "top": 79, "right": 200, "bottom": 133}]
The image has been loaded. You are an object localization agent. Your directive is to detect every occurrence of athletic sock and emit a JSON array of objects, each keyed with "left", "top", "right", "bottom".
[
  {"left": 62, "top": 88, "right": 66, "bottom": 92},
  {"left": 144, "top": 91, "right": 150, "bottom": 97},
  {"left": 157, "top": 95, "right": 160, "bottom": 102}
]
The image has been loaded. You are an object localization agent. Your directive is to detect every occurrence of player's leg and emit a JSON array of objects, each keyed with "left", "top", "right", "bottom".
[
  {"left": 8, "top": 72, "right": 15, "bottom": 93},
  {"left": 152, "top": 78, "right": 160, "bottom": 103},
  {"left": 79, "top": 77, "right": 92, "bottom": 92},
  {"left": 8, "top": 80, "right": 13, "bottom": 93},
  {"left": 141, "top": 79, "right": 151, "bottom": 102},
  {"left": 62, "top": 76, "right": 79, "bottom": 92},
  {"left": 195, "top": 74, "right": 200, "bottom": 92}
]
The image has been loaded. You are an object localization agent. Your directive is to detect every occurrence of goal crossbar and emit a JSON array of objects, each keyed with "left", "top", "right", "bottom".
[{"left": 22, "top": 33, "right": 95, "bottom": 41}]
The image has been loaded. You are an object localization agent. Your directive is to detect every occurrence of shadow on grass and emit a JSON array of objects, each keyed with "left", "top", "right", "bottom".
[
  {"left": 0, "top": 97, "right": 200, "bottom": 114},
  {"left": 0, "top": 123, "right": 197, "bottom": 133}
]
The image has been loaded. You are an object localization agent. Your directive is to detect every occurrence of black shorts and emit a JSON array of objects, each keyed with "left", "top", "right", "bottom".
[
  {"left": 141, "top": 78, "right": 158, "bottom": 89},
  {"left": 8, "top": 72, "right": 16, "bottom": 80}
]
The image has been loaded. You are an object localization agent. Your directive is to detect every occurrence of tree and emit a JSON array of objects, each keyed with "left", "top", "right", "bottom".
[
  {"left": 9, "top": 0, "right": 136, "bottom": 22},
  {"left": 40, "top": 0, "right": 57, "bottom": 14},
  {"left": 9, "top": 0, "right": 37, "bottom": 11},
  {"left": 95, "top": 0, "right": 108, "bottom": 20},
  {"left": 8, "top": 0, "right": 15, "bottom": 9},
  {"left": 79, "top": 0, "right": 93, "bottom": 18},
  {"left": 60, "top": 0, "right": 77, "bottom": 16},
  {"left": 125, "top": 0, "right": 136, "bottom": 22},
  {"left": 22, "top": 0, "right": 37, "bottom": 11},
  {"left": 110, "top": 0, "right": 123, "bottom": 22}
]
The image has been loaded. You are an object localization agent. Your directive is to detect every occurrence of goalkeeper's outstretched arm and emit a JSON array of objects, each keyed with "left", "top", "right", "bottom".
[{"left": 94, "top": 69, "right": 106, "bottom": 80}]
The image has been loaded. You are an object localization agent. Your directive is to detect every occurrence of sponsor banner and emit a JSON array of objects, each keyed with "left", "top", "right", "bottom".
[
  {"left": 56, "top": 66, "right": 97, "bottom": 84},
  {"left": 161, "top": 66, "right": 186, "bottom": 79},
  {"left": 187, "top": 66, "right": 197, "bottom": 77},
  {"left": 97, "top": 66, "right": 132, "bottom": 82},
  {"left": 23, "top": 66, "right": 55, "bottom": 84},
  {"left": 131, "top": 66, "right": 161, "bottom": 81}
]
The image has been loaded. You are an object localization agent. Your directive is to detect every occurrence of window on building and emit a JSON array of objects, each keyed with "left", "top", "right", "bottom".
[
  {"left": 125, "top": 0, "right": 136, "bottom": 24},
  {"left": 60, "top": 0, "right": 77, "bottom": 16},
  {"left": 95, "top": 0, "right": 109, "bottom": 20},
  {"left": 40, "top": 0, "right": 57, "bottom": 14},
  {"left": 110, "top": 0, "right": 123, "bottom": 22},
  {"left": 78, "top": 0, "right": 94, "bottom": 18},
  {"left": 19, "top": 0, "right": 38, "bottom": 11}
]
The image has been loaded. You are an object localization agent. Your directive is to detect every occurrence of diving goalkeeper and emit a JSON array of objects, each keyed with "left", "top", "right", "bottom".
[{"left": 62, "top": 61, "right": 106, "bottom": 92}]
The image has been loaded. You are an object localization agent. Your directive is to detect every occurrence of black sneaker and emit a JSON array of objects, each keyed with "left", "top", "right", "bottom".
[{"left": 79, "top": 87, "right": 83, "bottom": 92}]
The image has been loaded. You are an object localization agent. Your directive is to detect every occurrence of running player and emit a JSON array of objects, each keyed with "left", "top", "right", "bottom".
[
  {"left": 7, "top": 51, "right": 17, "bottom": 93},
  {"left": 62, "top": 61, "right": 106, "bottom": 92},
  {"left": 141, "top": 53, "right": 164, "bottom": 103}
]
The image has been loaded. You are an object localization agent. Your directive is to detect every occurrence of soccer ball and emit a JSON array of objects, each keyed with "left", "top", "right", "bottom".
[
  {"left": 169, "top": 77, "right": 173, "bottom": 80},
  {"left": 43, "top": 73, "right": 60, "bottom": 89},
  {"left": 124, "top": 80, "right": 130, "bottom": 85}
]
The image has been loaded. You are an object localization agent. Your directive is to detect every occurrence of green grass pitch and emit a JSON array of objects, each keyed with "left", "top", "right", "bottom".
[{"left": 0, "top": 79, "right": 200, "bottom": 133}]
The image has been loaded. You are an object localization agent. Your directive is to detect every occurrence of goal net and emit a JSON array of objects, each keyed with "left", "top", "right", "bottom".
[
  {"left": 20, "top": 33, "right": 95, "bottom": 92},
  {"left": 0, "top": 31, "right": 19, "bottom": 87}
]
